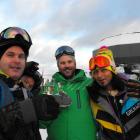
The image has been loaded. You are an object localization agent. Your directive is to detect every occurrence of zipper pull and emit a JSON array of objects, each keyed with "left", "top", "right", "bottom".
[{"left": 76, "top": 90, "right": 81, "bottom": 109}]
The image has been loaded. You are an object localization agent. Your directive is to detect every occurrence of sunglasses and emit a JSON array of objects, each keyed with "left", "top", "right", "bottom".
[
  {"left": 0, "top": 27, "right": 32, "bottom": 46},
  {"left": 55, "top": 46, "right": 75, "bottom": 58},
  {"left": 89, "top": 56, "right": 111, "bottom": 71}
]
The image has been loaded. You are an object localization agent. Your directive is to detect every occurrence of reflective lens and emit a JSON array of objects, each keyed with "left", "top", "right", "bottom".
[
  {"left": 55, "top": 46, "right": 75, "bottom": 58},
  {"left": 89, "top": 56, "right": 110, "bottom": 71},
  {"left": 0, "top": 27, "right": 31, "bottom": 44}
]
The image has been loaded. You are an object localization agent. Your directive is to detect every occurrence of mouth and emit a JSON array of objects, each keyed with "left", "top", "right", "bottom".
[
  {"left": 10, "top": 66, "right": 21, "bottom": 72},
  {"left": 64, "top": 69, "right": 72, "bottom": 73},
  {"left": 98, "top": 79, "right": 106, "bottom": 84}
]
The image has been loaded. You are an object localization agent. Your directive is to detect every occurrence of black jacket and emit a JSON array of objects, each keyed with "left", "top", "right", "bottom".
[
  {"left": 88, "top": 75, "right": 140, "bottom": 140},
  {"left": 0, "top": 74, "right": 42, "bottom": 140}
]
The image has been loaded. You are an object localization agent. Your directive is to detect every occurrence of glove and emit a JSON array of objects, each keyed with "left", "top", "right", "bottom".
[
  {"left": 33, "top": 95, "right": 59, "bottom": 121},
  {"left": 53, "top": 91, "right": 72, "bottom": 108}
]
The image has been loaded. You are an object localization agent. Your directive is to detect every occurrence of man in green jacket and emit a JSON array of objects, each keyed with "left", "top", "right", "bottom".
[{"left": 40, "top": 46, "right": 97, "bottom": 140}]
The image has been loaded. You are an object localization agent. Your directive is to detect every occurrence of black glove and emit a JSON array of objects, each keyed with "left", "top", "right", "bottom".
[
  {"left": 33, "top": 95, "right": 59, "bottom": 121},
  {"left": 0, "top": 102, "right": 23, "bottom": 132}
]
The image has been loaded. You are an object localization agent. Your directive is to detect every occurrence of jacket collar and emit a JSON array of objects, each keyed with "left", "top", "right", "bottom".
[
  {"left": 0, "top": 71, "right": 15, "bottom": 88},
  {"left": 52, "top": 69, "right": 87, "bottom": 83},
  {"left": 0, "top": 70, "right": 9, "bottom": 78}
]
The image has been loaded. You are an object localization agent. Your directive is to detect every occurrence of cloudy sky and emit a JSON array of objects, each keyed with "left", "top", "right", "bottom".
[{"left": 1, "top": 0, "right": 140, "bottom": 80}]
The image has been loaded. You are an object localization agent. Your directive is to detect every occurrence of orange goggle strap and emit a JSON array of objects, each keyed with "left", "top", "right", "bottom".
[{"left": 89, "top": 56, "right": 111, "bottom": 71}]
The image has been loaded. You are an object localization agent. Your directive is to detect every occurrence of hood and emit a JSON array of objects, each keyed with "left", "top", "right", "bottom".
[{"left": 52, "top": 69, "right": 87, "bottom": 83}]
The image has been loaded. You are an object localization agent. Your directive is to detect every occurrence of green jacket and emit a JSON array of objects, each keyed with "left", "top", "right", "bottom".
[{"left": 40, "top": 69, "right": 97, "bottom": 140}]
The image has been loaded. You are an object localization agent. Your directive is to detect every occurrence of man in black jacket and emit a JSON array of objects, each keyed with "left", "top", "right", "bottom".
[{"left": 0, "top": 27, "right": 59, "bottom": 140}]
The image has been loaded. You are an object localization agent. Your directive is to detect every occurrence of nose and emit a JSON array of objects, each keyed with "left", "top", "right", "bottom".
[
  {"left": 96, "top": 70, "right": 103, "bottom": 78},
  {"left": 13, "top": 56, "right": 21, "bottom": 63},
  {"left": 64, "top": 62, "right": 70, "bottom": 68}
]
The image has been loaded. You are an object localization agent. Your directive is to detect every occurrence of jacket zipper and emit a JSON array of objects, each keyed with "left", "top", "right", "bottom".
[
  {"left": 76, "top": 90, "right": 81, "bottom": 109},
  {"left": 106, "top": 95, "right": 126, "bottom": 139},
  {"left": 113, "top": 97, "right": 126, "bottom": 139}
]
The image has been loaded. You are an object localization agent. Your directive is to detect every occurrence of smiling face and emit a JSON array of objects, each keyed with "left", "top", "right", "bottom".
[
  {"left": 57, "top": 54, "right": 76, "bottom": 79},
  {"left": 91, "top": 67, "right": 113, "bottom": 88},
  {"left": 0, "top": 46, "right": 26, "bottom": 80}
]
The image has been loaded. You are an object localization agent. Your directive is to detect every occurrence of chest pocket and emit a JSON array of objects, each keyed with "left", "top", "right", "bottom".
[{"left": 121, "top": 97, "right": 140, "bottom": 116}]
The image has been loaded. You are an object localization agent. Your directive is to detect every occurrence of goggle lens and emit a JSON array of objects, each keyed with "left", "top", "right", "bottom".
[
  {"left": 55, "top": 46, "right": 75, "bottom": 58},
  {"left": 0, "top": 27, "right": 31, "bottom": 44},
  {"left": 89, "top": 56, "right": 110, "bottom": 71}
]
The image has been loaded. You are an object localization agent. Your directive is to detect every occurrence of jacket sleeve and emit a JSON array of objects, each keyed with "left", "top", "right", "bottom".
[
  {"left": 0, "top": 99, "right": 37, "bottom": 133},
  {"left": 0, "top": 94, "right": 60, "bottom": 132}
]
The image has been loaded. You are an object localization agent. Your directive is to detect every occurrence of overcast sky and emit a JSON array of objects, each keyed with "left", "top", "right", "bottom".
[{"left": 1, "top": 0, "right": 140, "bottom": 79}]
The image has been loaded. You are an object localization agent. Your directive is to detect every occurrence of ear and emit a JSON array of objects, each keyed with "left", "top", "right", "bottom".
[{"left": 57, "top": 60, "right": 59, "bottom": 67}]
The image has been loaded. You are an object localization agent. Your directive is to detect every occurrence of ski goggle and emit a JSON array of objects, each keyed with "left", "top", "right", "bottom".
[
  {"left": 0, "top": 27, "right": 32, "bottom": 45},
  {"left": 89, "top": 56, "right": 111, "bottom": 71},
  {"left": 55, "top": 46, "right": 75, "bottom": 59}
]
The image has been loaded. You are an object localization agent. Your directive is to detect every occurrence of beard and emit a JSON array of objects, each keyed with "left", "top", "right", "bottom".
[{"left": 60, "top": 67, "right": 75, "bottom": 79}]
